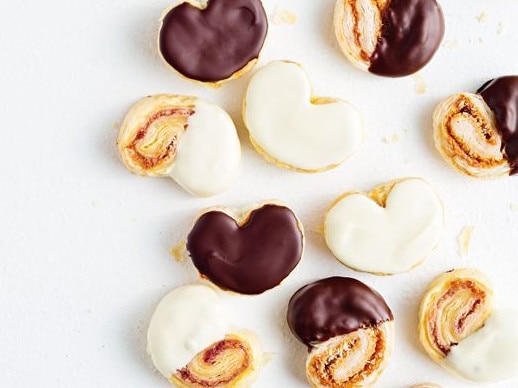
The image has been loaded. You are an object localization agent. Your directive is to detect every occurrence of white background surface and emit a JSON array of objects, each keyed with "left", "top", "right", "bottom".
[{"left": 1, "top": 0, "right": 518, "bottom": 387}]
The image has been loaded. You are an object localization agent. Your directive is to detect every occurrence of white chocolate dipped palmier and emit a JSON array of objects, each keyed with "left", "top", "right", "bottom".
[
  {"left": 333, "top": 0, "right": 444, "bottom": 77},
  {"left": 287, "top": 277, "right": 395, "bottom": 387},
  {"left": 243, "top": 60, "right": 363, "bottom": 173},
  {"left": 419, "top": 268, "right": 518, "bottom": 383},
  {"left": 433, "top": 76, "right": 518, "bottom": 178},
  {"left": 147, "top": 284, "right": 263, "bottom": 387},
  {"left": 324, "top": 178, "right": 444, "bottom": 275},
  {"left": 118, "top": 94, "right": 241, "bottom": 197}
]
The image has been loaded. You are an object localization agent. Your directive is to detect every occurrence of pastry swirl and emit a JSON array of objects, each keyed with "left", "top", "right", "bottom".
[
  {"left": 306, "top": 324, "right": 394, "bottom": 388},
  {"left": 334, "top": 0, "right": 387, "bottom": 72},
  {"left": 433, "top": 93, "right": 509, "bottom": 178},
  {"left": 171, "top": 331, "right": 262, "bottom": 388},
  {"left": 118, "top": 94, "right": 195, "bottom": 176},
  {"left": 418, "top": 268, "right": 493, "bottom": 362}
]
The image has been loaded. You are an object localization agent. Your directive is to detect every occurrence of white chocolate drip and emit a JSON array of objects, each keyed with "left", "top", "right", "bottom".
[
  {"left": 169, "top": 99, "right": 241, "bottom": 197},
  {"left": 445, "top": 309, "right": 518, "bottom": 382},
  {"left": 147, "top": 285, "right": 230, "bottom": 378}
]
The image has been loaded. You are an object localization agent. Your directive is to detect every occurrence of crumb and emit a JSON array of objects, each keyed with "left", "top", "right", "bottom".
[
  {"left": 510, "top": 202, "right": 518, "bottom": 212},
  {"left": 443, "top": 39, "right": 459, "bottom": 49},
  {"left": 171, "top": 240, "right": 186, "bottom": 262},
  {"left": 478, "top": 37, "right": 484, "bottom": 44},
  {"left": 91, "top": 200, "right": 101, "bottom": 208},
  {"left": 458, "top": 225, "right": 475, "bottom": 256},
  {"left": 132, "top": 218, "right": 138, "bottom": 223},
  {"left": 383, "top": 133, "right": 400, "bottom": 144},
  {"left": 112, "top": 122, "right": 120, "bottom": 130},
  {"left": 412, "top": 73, "right": 427, "bottom": 95},
  {"left": 476, "top": 11, "right": 488, "bottom": 23},
  {"left": 308, "top": 224, "right": 324, "bottom": 235},
  {"left": 271, "top": 7, "right": 297, "bottom": 26},
  {"left": 497, "top": 22, "right": 505, "bottom": 35},
  {"left": 411, "top": 384, "right": 442, "bottom": 388}
]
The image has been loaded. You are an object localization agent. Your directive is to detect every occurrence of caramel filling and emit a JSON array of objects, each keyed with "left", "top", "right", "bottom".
[
  {"left": 126, "top": 107, "right": 194, "bottom": 172},
  {"left": 346, "top": 0, "right": 388, "bottom": 62},
  {"left": 444, "top": 95, "right": 503, "bottom": 169},
  {"left": 174, "top": 337, "right": 252, "bottom": 387},
  {"left": 307, "top": 326, "right": 389, "bottom": 388}
]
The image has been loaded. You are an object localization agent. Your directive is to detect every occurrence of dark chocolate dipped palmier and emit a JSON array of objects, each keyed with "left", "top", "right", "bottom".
[
  {"left": 334, "top": 0, "right": 444, "bottom": 77},
  {"left": 287, "top": 277, "right": 394, "bottom": 387},
  {"left": 186, "top": 202, "right": 304, "bottom": 295},
  {"left": 433, "top": 76, "right": 518, "bottom": 178},
  {"left": 158, "top": 0, "right": 268, "bottom": 86}
]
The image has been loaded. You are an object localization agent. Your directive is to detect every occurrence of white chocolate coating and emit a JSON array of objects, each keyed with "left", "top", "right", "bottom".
[
  {"left": 445, "top": 309, "right": 518, "bottom": 382},
  {"left": 243, "top": 61, "right": 363, "bottom": 171},
  {"left": 325, "top": 179, "right": 443, "bottom": 274},
  {"left": 147, "top": 285, "right": 230, "bottom": 378},
  {"left": 169, "top": 99, "right": 241, "bottom": 197}
]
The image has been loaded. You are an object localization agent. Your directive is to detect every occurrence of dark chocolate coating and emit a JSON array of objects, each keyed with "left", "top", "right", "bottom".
[
  {"left": 186, "top": 204, "right": 303, "bottom": 295},
  {"left": 478, "top": 76, "right": 518, "bottom": 175},
  {"left": 158, "top": 0, "right": 268, "bottom": 83},
  {"left": 369, "top": 0, "right": 444, "bottom": 77},
  {"left": 287, "top": 277, "right": 393, "bottom": 347}
]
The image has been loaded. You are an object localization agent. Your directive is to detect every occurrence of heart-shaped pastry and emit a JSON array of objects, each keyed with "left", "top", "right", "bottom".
[
  {"left": 243, "top": 60, "right": 363, "bottom": 172},
  {"left": 324, "top": 178, "right": 444, "bottom": 274},
  {"left": 433, "top": 76, "right": 518, "bottom": 178},
  {"left": 287, "top": 277, "right": 394, "bottom": 387},
  {"left": 334, "top": 0, "right": 444, "bottom": 77},
  {"left": 158, "top": 0, "right": 268, "bottom": 86},
  {"left": 185, "top": 202, "right": 304, "bottom": 295},
  {"left": 419, "top": 268, "right": 518, "bottom": 382},
  {"left": 147, "top": 284, "right": 264, "bottom": 387},
  {"left": 118, "top": 94, "right": 241, "bottom": 197}
]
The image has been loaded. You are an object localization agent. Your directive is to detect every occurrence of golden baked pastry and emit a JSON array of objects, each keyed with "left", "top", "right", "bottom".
[
  {"left": 306, "top": 324, "right": 394, "bottom": 387},
  {"left": 117, "top": 94, "right": 241, "bottom": 197},
  {"left": 433, "top": 93, "right": 510, "bottom": 178},
  {"left": 418, "top": 268, "right": 493, "bottom": 363},
  {"left": 170, "top": 331, "right": 263, "bottom": 388}
]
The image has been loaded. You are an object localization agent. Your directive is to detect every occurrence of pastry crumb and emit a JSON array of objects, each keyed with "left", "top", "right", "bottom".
[
  {"left": 411, "top": 384, "right": 442, "bottom": 388},
  {"left": 91, "top": 200, "right": 101, "bottom": 208},
  {"left": 510, "top": 202, "right": 518, "bottom": 212},
  {"left": 478, "top": 37, "right": 484, "bottom": 44},
  {"left": 308, "top": 224, "right": 324, "bottom": 235},
  {"left": 171, "top": 240, "right": 186, "bottom": 262},
  {"left": 271, "top": 7, "right": 297, "bottom": 26},
  {"left": 497, "top": 22, "right": 506, "bottom": 35},
  {"left": 476, "top": 11, "right": 488, "bottom": 23},
  {"left": 383, "top": 133, "right": 400, "bottom": 144},
  {"left": 458, "top": 225, "right": 475, "bottom": 256},
  {"left": 443, "top": 39, "right": 459, "bottom": 49},
  {"left": 412, "top": 73, "right": 427, "bottom": 95},
  {"left": 112, "top": 122, "right": 120, "bottom": 130}
]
